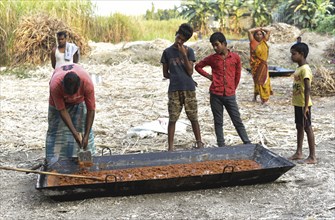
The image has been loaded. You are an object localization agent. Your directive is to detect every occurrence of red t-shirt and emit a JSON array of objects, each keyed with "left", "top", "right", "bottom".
[
  {"left": 195, "top": 51, "right": 241, "bottom": 96},
  {"left": 49, "top": 64, "right": 96, "bottom": 110}
]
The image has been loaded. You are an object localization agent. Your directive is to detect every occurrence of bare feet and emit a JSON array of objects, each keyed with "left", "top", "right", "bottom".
[
  {"left": 261, "top": 101, "right": 269, "bottom": 106},
  {"left": 193, "top": 141, "right": 204, "bottom": 149},
  {"left": 288, "top": 153, "right": 303, "bottom": 160},
  {"left": 301, "top": 157, "right": 317, "bottom": 164},
  {"left": 168, "top": 147, "right": 173, "bottom": 152},
  {"left": 252, "top": 94, "right": 257, "bottom": 102}
]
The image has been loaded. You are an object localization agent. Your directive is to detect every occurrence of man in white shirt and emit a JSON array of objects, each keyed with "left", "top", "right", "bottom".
[{"left": 51, "top": 31, "right": 79, "bottom": 69}]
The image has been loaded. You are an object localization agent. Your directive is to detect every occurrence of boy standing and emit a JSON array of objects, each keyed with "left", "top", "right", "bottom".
[
  {"left": 160, "top": 23, "right": 203, "bottom": 151},
  {"left": 195, "top": 32, "right": 251, "bottom": 147},
  {"left": 289, "top": 43, "right": 317, "bottom": 164}
]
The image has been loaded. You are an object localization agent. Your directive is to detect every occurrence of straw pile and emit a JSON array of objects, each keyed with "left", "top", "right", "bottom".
[
  {"left": 86, "top": 39, "right": 172, "bottom": 67},
  {"left": 0, "top": 26, "right": 8, "bottom": 65},
  {"left": 311, "top": 66, "right": 335, "bottom": 97},
  {"left": 323, "top": 40, "right": 335, "bottom": 60},
  {"left": 11, "top": 13, "right": 89, "bottom": 66},
  {"left": 267, "top": 23, "right": 301, "bottom": 43}
]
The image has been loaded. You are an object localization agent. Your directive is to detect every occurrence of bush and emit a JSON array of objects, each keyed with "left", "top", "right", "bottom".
[
  {"left": 315, "top": 15, "right": 335, "bottom": 35},
  {"left": 93, "top": 13, "right": 141, "bottom": 43}
]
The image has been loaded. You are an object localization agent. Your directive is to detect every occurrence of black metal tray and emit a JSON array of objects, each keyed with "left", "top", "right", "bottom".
[
  {"left": 246, "top": 66, "right": 295, "bottom": 77},
  {"left": 36, "top": 144, "right": 295, "bottom": 201},
  {"left": 268, "top": 66, "right": 295, "bottom": 77}
]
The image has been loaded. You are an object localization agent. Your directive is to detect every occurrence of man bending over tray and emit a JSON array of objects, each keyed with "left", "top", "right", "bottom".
[{"left": 45, "top": 64, "right": 96, "bottom": 159}]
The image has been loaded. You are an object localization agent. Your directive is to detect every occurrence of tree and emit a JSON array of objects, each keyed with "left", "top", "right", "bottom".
[
  {"left": 145, "top": 3, "right": 155, "bottom": 20},
  {"left": 212, "top": 0, "right": 230, "bottom": 33},
  {"left": 210, "top": 0, "right": 249, "bottom": 34},
  {"left": 180, "top": 0, "right": 213, "bottom": 35},
  {"left": 145, "top": 5, "right": 181, "bottom": 20},
  {"left": 282, "top": 0, "right": 334, "bottom": 29},
  {"left": 246, "top": 0, "right": 272, "bottom": 26},
  {"left": 229, "top": 0, "right": 249, "bottom": 34}
]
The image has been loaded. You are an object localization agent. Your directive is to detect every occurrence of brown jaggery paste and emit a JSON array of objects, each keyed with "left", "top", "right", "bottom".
[
  {"left": 78, "top": 161, "right": 94, "bottom": 168},
  {"left": 48, "top": 159, "right": 261, "bottom": 187}
]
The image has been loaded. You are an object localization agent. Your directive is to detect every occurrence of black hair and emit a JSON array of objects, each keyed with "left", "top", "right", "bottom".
[
  {"left": 291, "top": 42, "right": 309, "bottom": 58},
  {"left": 176, "top": 23, "right": 193, "bottom": 41},
  {"left": 253, "top": 30, "right": 265, "bottom": 38},
  {"left": 63, "top": 72, "right": 80, "bottom": 95},
  {"left": 57, "top": 31, "right": 67, "bottom": 38},
  {"left": 210, "top": 32, "right": 227, "bottom": 45}
]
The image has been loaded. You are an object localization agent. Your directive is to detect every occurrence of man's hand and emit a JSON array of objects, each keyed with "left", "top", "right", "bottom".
[
  {"left": 59, "top": 109, "right": 83, "bottom": 148},
  {"left": 82, "top": 133, "right": 89, "bottom": 150},
  {"left": 75, "top": 132, "right": 83, "bottom": 148}
]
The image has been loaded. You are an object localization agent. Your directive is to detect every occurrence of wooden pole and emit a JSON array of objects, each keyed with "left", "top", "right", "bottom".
[{"left": 0, "top": 166, "right": 104, "bottom": 181}]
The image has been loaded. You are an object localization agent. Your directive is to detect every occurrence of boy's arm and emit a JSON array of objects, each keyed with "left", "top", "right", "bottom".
[
  {"left": 195, "top": 58, "right": 212, "bottom": 81},
  {"left": 178, "top": 45, "right": 193, "bottom": 76},
  {"left": 163, "top": 63, "right": 170, "bottom": 79},
  {"left": 304, "top": 78, "right": 311, "bottom": 117},
  {"left": 183, "top": 58, "right": 194, "bottom": 76},
  {"left": 235, "top": 56, "right": 242, "bottom": 88}
]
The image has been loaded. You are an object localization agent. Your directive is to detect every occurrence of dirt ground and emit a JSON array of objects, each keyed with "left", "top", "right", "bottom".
[{"left": 0, "top": 25, "right": 334, "bottom": 219}]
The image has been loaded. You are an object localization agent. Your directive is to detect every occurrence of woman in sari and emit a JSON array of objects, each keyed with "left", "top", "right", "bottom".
[{"left": 248, "top": 27, "right": 273, "bottom": 105}]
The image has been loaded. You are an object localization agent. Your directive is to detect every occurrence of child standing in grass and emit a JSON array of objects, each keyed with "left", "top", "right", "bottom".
[
  {"left": 289, "top": 42, "right": 317, "bottom": 164},
  {"left": 195, "top": 32, "right": 251, "bottom": 147},
  {"left": 160, "top": 23, "right": 203, "bottom": 151}
]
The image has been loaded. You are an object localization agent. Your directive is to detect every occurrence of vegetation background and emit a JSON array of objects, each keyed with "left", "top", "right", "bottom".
[{"left": 0, "top": 0, "right": 334, "bottom": 67}]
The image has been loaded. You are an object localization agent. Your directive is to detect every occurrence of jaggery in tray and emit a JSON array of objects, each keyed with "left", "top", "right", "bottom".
[{"left": 36, "top": 144, "right": 295, "bottom": 201}]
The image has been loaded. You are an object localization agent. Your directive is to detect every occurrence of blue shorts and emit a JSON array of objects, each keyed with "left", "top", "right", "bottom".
[{"left": 294, "top": 106, "right": 312, "bottom": 127}]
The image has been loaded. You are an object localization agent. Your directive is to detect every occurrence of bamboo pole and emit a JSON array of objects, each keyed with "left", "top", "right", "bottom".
[{"left": 0, "top": 166, "right": 105, "bottom": 181}]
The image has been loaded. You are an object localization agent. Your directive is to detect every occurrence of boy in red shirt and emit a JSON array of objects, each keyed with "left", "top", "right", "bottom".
[{"left": 195, "top": 32, "right": 251, "bottom": 147}]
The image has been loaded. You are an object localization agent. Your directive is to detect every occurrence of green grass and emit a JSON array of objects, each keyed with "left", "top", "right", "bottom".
[{"left": 138, "top": 19, "right": 187, "bottom": 41}]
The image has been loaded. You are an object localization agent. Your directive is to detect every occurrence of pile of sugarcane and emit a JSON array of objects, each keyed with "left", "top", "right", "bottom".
[
  {"left": 267, "top": 23, "right": 302, "bottom": 43},
  {"left": 312, "top": 65, "right": 335, "bottom": 97},
  {"left": 11, "top": 13, "right": 89, "bottom": 66},
  {"left": 323, "top": 41, "right": 335, "bottom": 61}
]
